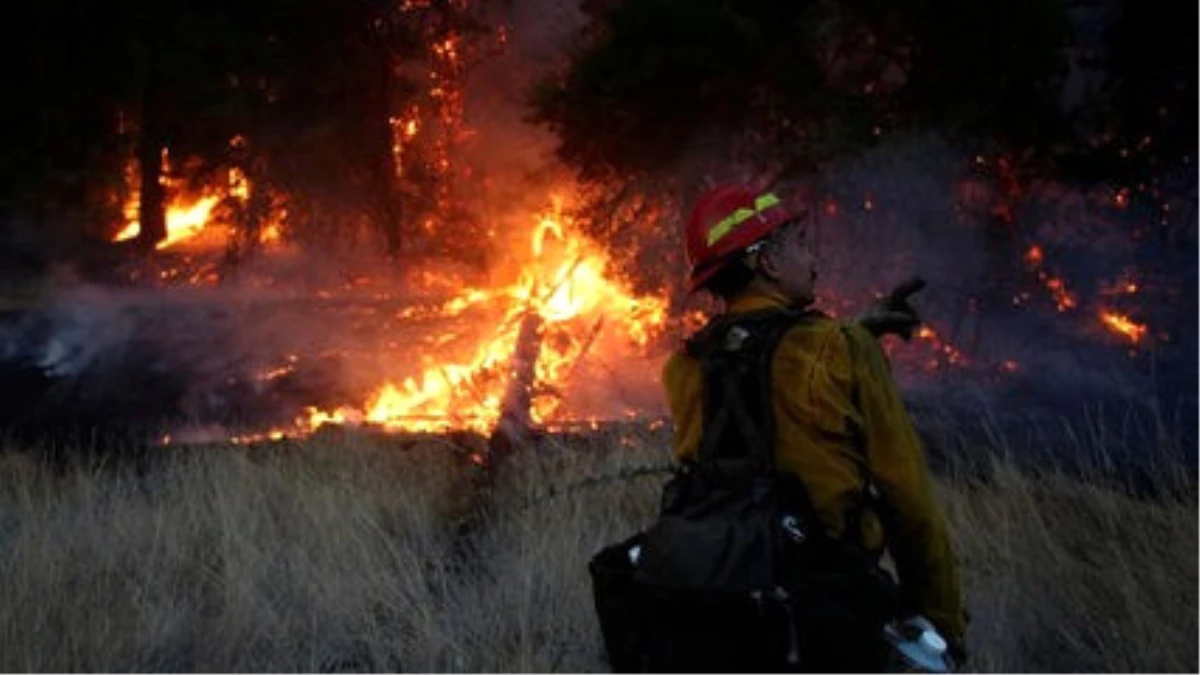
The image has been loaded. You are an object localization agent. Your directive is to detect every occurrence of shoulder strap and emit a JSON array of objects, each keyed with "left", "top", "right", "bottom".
[{"left": 687, "top": 308, "right": 810, "bottom": 483}]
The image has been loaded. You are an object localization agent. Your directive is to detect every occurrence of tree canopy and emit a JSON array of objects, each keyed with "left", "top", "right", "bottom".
[
  {"left": 534, "top": 0, "right": 1072, "bottom": 180},
  {"left": 532, "top": 0, "right": 1195, "bottom": 186}
]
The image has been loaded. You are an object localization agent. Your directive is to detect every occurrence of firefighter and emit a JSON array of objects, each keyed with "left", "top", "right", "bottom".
[{"left": 662, "top": 182, "right": 968, "bottom": 670}]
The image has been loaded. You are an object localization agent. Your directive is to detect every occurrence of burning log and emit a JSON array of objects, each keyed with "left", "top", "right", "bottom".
[
  {"left": 455, "top": 309, "right": 544, "bottom": 541},
  {"left": 484, "top": 309, "right": 543, "bottom": 477}
]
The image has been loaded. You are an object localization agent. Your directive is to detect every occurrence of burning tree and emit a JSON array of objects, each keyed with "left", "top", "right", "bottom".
[
  {"left": 531, "top": 0, "right": 1196, "bottom": 369},
  {"left": 1, "top": 0, "right": 490, "bottom": 264},
  {"left": 531, "top": 0, "right": 1073, "bottom": 182},
  {"left": 0, "top": 0, "right": 685, "bottom": 448},
  {"left": 0, "top": 0, "right": 1193, "bottom": 451}
]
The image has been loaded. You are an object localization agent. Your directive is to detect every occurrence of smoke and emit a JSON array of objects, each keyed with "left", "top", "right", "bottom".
[
  {"left": 451, "top": 1, "right": 587, "bottom": 224},
  {"left": 1, "top": 286, "right": 130, "bottom": 378},
  {"left": 578, "top": 119, "right": 1196, "bottom": 467},
  {"left": 792, "top": 134, "right": 1197, "bottom": 463}
]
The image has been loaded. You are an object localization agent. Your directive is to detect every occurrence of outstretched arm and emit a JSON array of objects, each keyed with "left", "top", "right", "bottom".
[{"left": 843, "top": 323, "right": 967, "bottom": 647}]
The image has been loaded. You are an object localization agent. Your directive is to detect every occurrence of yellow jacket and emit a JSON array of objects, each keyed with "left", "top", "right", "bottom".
[{"left": 661, "top": 289, "right": 967, "bottom": 642}]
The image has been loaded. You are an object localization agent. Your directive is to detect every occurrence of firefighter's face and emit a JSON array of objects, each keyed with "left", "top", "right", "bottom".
[{"left": 759, "top": 221, "right": 816, "bottom": 306}]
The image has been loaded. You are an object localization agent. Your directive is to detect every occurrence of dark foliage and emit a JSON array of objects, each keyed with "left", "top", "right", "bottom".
[
  {"left": 0, "top": 0, "right": 479, "bottom": 257},
  {"left": 533, "top": 0, "right": 1074, "bottom": 180}
]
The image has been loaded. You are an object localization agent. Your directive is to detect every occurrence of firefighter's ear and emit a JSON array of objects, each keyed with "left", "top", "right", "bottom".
[{"left": 756, "top": 248, "right": 783, "bottom": 282}]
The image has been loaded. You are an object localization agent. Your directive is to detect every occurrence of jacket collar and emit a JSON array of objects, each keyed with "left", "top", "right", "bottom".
[{"left": 727, "top": 288, "right": 794, "bottom": 315}]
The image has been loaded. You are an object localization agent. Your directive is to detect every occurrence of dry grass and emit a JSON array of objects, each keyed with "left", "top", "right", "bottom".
[{"left": 0, "top": 419, "right": 1193, "bottom": 672}]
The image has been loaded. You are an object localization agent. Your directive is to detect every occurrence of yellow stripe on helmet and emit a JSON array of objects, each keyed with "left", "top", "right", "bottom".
[{"left": 706, "top": 192, "right": 782, "bottom": 246}]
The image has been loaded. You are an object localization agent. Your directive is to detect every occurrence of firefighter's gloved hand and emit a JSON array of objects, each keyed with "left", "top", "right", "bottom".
[{"left": 856, "top": 276, "right": 926, "bottom": 341}]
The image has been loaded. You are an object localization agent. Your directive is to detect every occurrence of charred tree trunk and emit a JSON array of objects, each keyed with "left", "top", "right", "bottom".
[
  {"left": 226, "top": 151, "right": 272, "bottom": 269},
  {"left": 483, "top": 311, "right": 543, "bottom": 482},
  {"left": 135, "top": 66, "right": 167, "bottom": 251},
  {"left": 454, "top": 311, "right": 543, "bottom": 543},
  {"left": 362, "top": 21, "right": 404, "bottom": 259},
  {"left": 374, "top": 146, "right": 404, "bottom": 259}
]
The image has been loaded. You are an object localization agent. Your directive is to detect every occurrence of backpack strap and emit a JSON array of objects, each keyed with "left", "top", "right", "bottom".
[{"left": 686, "top": 308, "right": 811, "bottom": 484}]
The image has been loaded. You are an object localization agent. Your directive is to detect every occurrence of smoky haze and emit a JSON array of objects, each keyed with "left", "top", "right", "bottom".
[
  {"left": 0, "top": 0, "right": 1194, "bottom": 474},
  {"left": 788, "top": 135, "right": 1198, "bottom": 472}
]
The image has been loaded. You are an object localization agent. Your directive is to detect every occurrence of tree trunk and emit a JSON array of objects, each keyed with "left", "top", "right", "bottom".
[
  {"left": 136, "top": 67, "right": 167, "bottom": 251},
  {"left": 363, "top": 25, "right": 404, "bottom": 258}
]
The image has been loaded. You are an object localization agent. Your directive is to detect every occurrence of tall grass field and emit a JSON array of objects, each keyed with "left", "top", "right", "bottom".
[{"left": 0, "top": 413, "right": 1194, "bottom": 672}]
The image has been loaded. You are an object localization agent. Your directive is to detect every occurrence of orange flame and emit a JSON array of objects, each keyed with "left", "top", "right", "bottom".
[
  {"left": 113, "top": 195, "right": 222, "bottom": 249},
  {"left": 113, "top": 146, "right": 286, "bottom": 252},
  {"left": 1099, "top": 311, "right": 1147, "bottom": 344},
  {"left": 294, "top": 193, "right": 669, "bottom": 435}
]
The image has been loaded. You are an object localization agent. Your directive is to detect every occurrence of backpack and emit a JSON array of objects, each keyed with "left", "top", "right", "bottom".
[{"left": 589, "top": 309, "right": 899, "bottom": 672}]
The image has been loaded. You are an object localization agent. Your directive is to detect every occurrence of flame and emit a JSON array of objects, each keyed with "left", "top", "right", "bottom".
[
  {"left": 1022, "top": 246, "right": 1154, "bottom": 348},
  {"left": 432, "top": 37, "right": 459, "bottom": 64},
  {"left": 295, "top": 193, "right": 669, "bottom": 435},
  {"left": 259, "top": 221, "right": 283, "bottom": 245},
  {"left": 113, "top": 192, "right": 222, "bottom": 249},
  {"left": 113, "top": 148, "right": 286, "bottom": 252},
  {"left": 1099, "top": 311, "right": 1147, "bottom": 344},
  {"left": 229, "top": 166, "right": 250, "bottom": 200}
]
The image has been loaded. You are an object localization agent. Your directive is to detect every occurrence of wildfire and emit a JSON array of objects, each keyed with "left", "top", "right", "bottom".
[{"left": 291, "top": 194, "right": 669, "bottom": 435}]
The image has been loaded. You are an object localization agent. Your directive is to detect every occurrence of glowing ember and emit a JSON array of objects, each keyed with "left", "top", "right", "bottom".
[
  {"left": 1023, "top": 245, "right": 1078, "bottom": 311},
  {"left": 1099, "top": 311, "right": 1147, "bottom": 344},
  {"left": 1041, "top": 275, "right": 1078, "bottom": 312},
  {"left": 914, "top": 325, "right": 969, "bottom": 369},
  {"left": 1113, "top": 187, "right": 1130, "bottom": 209},
  {"left": 1099, "top": 274, "right": 1141, "bottom": 298},
  {"left": 1023, "top": 245, "right": 1044, "bottom": 266}
]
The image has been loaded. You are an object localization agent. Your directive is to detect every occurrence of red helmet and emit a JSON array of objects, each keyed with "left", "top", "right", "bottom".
[{"left": 685, "top": 182, "right": 798, "bottom": 292}]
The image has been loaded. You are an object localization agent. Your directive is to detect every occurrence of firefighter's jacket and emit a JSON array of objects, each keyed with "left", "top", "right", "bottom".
[{"left": 662, "top": 288, "right": 967, "bottom": 643}]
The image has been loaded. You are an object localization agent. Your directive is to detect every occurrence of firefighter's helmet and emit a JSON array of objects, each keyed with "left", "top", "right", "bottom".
[{"left": 685, "top": 183, "right": 799, "bottom": 292}]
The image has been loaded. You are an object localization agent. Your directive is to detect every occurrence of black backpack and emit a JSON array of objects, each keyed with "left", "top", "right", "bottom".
[{"left": 589, "top": 309, "right": 898, "bottom": 673}]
